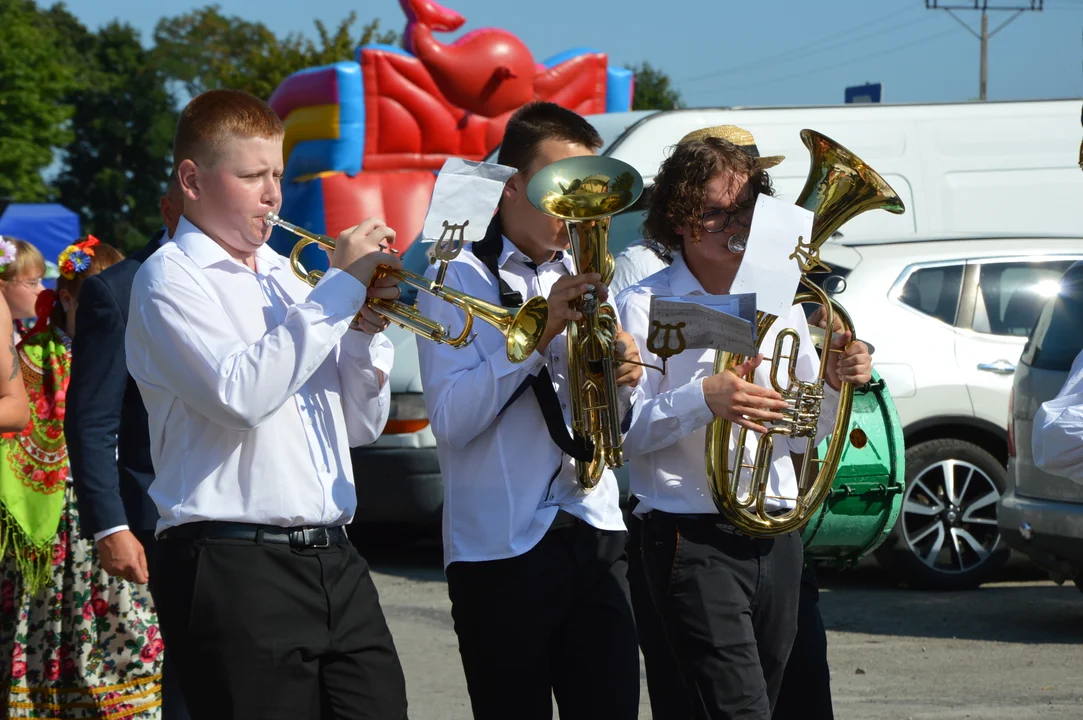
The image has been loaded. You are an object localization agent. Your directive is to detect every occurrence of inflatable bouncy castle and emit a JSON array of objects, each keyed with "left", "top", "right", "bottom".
[{"left": 267, "top": 0, "right": 633, "bottom": 268}]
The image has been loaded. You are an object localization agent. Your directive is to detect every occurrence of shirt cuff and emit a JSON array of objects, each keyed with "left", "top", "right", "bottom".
[
  {"left": 682, "top": 377, "right": 717, "bottom": 433},
  {"left": 308, "top": 268, "right": 366, "bottom": 321},
  {"left": 94, "top": 525, "right": 129, "bottom": 543}
]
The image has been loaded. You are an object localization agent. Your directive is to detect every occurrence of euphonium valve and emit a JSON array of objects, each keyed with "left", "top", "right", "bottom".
[
  {"left": 526, "top": 156, "right": 645, "bottom": 491},
  {"left": 264, "top": 212, "right": 549, "bottom": 364}
]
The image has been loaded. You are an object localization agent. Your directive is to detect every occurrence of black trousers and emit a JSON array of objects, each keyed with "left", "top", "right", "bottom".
[
  {"left": 641, "top": 512, "right": 803, "bottom": 720},
  {"left": 445, "top": 512, "right": 640, "bottom": 720},
  {"left": 626, "top": 505, "right": 693, "bottom": 719},
  {"left": 135, "top": 530, "right": 190, "bottom": 720},
  {"left": 153, "top": 528, "right": 408, "bottom": 720},
  {"left": 773, "top": 565, "right": 834, "bottom": 720}
]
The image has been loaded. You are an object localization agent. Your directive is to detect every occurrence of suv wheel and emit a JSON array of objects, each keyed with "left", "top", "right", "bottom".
[{"left": 875, "top": 439, "right": 1010, "bottom": 590}]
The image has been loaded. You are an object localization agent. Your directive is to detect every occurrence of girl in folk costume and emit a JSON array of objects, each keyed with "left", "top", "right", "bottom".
[
  {"left": 0, "top": 238, "right": 46, "bottom": 342},
  {"left": 0, "top": 237, "right": 164, "bottom": 719}
]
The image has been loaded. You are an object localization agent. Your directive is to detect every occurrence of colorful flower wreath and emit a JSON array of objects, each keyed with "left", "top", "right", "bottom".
[
  {"left": 57, "top": 235, "right": 100, "bottom": 280},
  {"left": 0, "top": 237, "right": 17, "bottom": 271}
]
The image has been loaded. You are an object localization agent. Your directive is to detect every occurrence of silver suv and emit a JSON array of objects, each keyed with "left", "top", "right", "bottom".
[
  {"left": 817, "top": 235, "right": 1083, "bottom": 589},
  {"left": 998, "top": 261, "right": 1083, "bottom": 591}
]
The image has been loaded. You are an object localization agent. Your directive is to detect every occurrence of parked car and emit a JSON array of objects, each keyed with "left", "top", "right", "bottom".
[
  {"left": 998, "top": 261, "right": 1083, "bottom": 592},
  {"left": 812, "top": 235, "right": 1083, "bottom": 589}
]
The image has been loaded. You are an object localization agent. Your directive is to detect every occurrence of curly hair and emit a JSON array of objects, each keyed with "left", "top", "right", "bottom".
[{"left": 643, "top": 137, "right": 775, "bottom": 252}]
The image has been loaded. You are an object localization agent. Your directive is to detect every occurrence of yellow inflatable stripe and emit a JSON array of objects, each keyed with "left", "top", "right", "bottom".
[{"left": 283, "top": 104, "right": 340, "bottom": 163}]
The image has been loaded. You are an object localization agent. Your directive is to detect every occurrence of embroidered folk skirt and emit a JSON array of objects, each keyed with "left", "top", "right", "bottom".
[{"left": 0, "top": 481, "right": 163, "bottom": 718}]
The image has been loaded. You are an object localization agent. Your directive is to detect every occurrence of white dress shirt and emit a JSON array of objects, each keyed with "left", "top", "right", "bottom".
[
  {"left": 126, "top": 216, "right": 393, "bottom": 535},
  {"left": 616, "top": 253, "right": 839, "bottom": 516},
  {"left": 416, "top": 236, "right": 625, "bottom": 568},
  {"left": 610, "top": 240, "right": 671, "bottom": 297},
  {"left": 1032, "top": 348, "right": 1083, "bottom": 482}
]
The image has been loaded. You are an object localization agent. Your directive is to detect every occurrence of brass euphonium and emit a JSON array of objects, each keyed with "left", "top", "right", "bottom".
[
  {"left": 264, "top": 212, "right": 549, "bottom": 363},
  {"left": 706, "top": 129, "right": 905, "bottom": 537},
  {"left": 526, "top": 156, "right": 645, "bottom": 491}
]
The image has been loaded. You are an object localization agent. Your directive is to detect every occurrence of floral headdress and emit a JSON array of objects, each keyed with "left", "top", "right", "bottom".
[
  {"left": 0, "top": 236, "right": 17, "bottom": 271},
  {"left": 57, "top": 235, "right": 99, "bottom": 280}
]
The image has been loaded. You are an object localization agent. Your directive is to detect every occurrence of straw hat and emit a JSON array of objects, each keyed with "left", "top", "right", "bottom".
[{"left": 678, "top": 125, "right": 785, "bottom": 170}]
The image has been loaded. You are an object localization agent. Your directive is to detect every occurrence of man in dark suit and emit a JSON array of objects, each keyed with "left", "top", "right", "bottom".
[{"left": 66, "top": 174, "right": 189, "bottom": 719}]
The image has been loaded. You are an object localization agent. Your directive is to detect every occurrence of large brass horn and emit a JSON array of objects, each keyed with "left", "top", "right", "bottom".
[
  {"left": 526, "top": 156, "right": 645, "bottom": 491},
  {"left": 706, "top": 129, "right": 905, "bottom": 537},
  {"left": 265, "top": 213, "right": 549, "bottom": 364}
]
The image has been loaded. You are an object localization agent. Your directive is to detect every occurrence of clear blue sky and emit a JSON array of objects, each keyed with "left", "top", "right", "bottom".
[{"left": 62, "top": 0, "right": 1081, "bottom": 107}]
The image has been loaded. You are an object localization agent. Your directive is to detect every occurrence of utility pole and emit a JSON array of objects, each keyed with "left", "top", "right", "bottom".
[{"left": 925, "top": 1, "right": 1043, "bottom": 101}]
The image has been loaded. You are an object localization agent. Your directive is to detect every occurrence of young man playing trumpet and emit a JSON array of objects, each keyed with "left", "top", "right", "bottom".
[
  {"left": 126, "top": 88, "right": 408, "bottom": 719},
  {"left": 416, "top": 101, "right": 643, "bottom": 719},
  {"left": 616, "top": 128, "right": 873, "bottom": 720}
]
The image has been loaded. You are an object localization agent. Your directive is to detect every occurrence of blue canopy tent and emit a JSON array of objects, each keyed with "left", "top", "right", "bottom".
[{"left": 0, "top": 203, "right": 82, "bottom": 288}]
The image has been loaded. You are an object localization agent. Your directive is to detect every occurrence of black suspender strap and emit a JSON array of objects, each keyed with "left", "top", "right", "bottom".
[{"left": 470, "top": 216, "right": 594, "bottom": 463}]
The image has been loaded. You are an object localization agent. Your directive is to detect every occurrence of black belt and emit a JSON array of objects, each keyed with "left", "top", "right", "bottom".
[{"left": 158, "top": 521, "right": 348, "bottom": 549}]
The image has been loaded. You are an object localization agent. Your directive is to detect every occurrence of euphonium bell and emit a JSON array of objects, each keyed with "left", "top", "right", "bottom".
[
  {"left": 704, "top": 129, "right": 905, "bottom": 537},
  {"left": 526, "top": 156, "right": 645, "bottom": 491},
  {"left": 264, "top": 212, "right": 549, "bottom": 364}
]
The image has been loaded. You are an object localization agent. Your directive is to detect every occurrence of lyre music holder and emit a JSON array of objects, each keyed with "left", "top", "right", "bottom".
[
  {"left": 430, "top": 220, "right": 469, "bottom": 289},
  {"left": 646, "top": 321, "right": 687, "bottom": 375}
]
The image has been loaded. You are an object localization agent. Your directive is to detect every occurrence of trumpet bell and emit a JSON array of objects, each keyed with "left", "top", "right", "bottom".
[{"left": 505, "top": 296, "right": 549, "bottom": 363}]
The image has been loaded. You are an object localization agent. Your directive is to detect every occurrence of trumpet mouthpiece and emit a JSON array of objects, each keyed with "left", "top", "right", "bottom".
[{"left": 264, "top": 211, "right": 280, "bottom": 227}]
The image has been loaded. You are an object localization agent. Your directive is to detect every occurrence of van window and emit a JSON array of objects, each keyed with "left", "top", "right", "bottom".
[
  {"left": 971, "top": 260, "right": 1076, "bottom": 337},
  {"left": 1028, "top": 266, "right": 1083, "bottom": 372},
  {"left": 897, "top": 264, "right": 964, "bottom": 326}
]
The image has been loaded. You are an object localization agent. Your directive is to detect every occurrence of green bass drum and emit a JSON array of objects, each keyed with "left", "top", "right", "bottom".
[{"left": 801, "top": 370, "right": 905, "bottom": 568}]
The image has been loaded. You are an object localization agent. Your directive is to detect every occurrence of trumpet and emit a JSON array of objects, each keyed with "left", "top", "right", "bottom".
[{"left": 264, "top": 212, "right": 549, "bottom": 363}]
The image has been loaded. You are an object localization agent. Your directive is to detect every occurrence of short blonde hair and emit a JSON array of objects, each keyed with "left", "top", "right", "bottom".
[
  {"left": 173, "top": 89, "right": 284, "bottom": 168},
  {"left": 0, "top": 238, "right": 45, "bottom": 282}
]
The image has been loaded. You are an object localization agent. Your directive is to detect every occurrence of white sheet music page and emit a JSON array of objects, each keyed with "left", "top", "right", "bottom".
[
  {"left": 729, "top": 194, "right": 812, "bottom": 318},
  {"left": 421, "top": 158, "right": 517, "bottom": 243},
  {"left": 648, "top": 293, "right": 758, "bottom": 356}
]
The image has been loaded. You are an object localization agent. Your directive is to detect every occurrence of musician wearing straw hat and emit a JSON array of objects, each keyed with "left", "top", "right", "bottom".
[
  {"left": 615, "top": 125, "right": 872, "bottom": 719},
  {"left": 611, "top": 126, "right": 783, "bottom": 298}
]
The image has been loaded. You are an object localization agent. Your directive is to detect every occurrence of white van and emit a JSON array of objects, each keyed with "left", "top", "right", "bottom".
[
  {"left": 589, "top": 98, "right": 1083, "bottom": 240},
  {"left": 353, "top": 98, "right": 1083, "bottom": 560}
]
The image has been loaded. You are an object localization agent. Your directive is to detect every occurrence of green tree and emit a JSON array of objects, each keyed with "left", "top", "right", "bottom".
[
  {"left": 53, "top": 20, "right": 177, "bottom": 251},
  {"left": 152, "top": 5, "right": 400, "bottom": 101},
  {"left": 627, "top": 62, "right": 683, "bottom": 111},
  {"left": 0, "top": 0, "right": 77, "bottom": 202}
]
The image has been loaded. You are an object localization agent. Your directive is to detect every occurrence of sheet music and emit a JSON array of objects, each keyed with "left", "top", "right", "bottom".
[
  {"left": 729, "top": 194, "right": 812, "bottom": 318},
  {"left": 648, "top": 293, "right": 757, "bottom": 357},
  {"left": 421, "top": 158, "right": 517, "bottom": 243}
]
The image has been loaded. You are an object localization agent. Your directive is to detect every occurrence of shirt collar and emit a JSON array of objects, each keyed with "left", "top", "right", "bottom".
[
  {"left": 667, "top": 252, "right": 707, "bottom": 296},
  {"left": 498, "top": 235, "right": 575, "bottom": 275},
  {"left": 172, "top": 215, "right": 286, "bottom": 273}
]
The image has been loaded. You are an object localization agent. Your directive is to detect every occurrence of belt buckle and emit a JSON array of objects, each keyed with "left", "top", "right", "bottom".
[
  {"left": 305, "top": 527, "right": 331, "bottom": 549},
  {"left": 290, "top": 527, "right": 331, "bottom": 549}
]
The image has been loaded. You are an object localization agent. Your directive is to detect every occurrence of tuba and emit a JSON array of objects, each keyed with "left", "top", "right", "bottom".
[
  {"left": 265, "top": 213, "right": 549, "bottom": 364},
  {"left": 526, "top": 156, "right": 645, "bottom": 491},
  {"left": 705, "top": 129, "right": 905, "bottom": 537}
]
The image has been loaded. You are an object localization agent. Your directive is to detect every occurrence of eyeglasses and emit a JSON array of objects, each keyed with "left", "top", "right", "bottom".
[
  {"left": 700, "top": 197, "right": 757, "bottom": 235},
  {"left": 13, "top": 278, "right": 43, "bottom": 289}
]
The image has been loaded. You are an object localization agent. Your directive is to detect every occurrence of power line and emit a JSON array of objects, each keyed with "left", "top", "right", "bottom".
[
  {"left": 701, "top": 27, "right": 957, "bottom": 94},
  {"left": 678, "top": 6, "right": 920, "bottom": 86}
]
